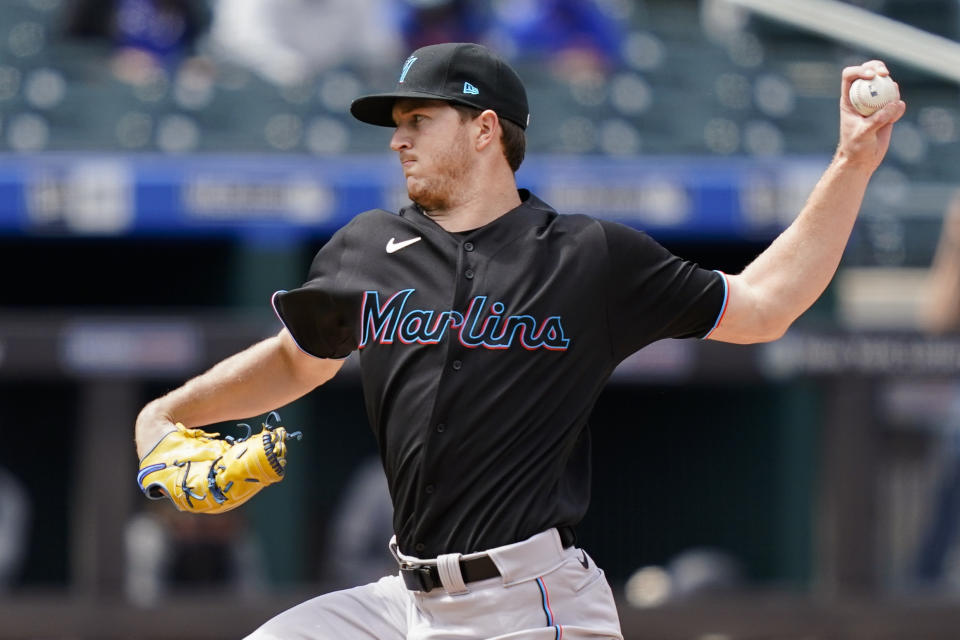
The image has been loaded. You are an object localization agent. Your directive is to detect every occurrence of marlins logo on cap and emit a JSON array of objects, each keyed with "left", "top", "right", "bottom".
[{"left": 399, "top": 56, "right": 417, "bottom": 83}]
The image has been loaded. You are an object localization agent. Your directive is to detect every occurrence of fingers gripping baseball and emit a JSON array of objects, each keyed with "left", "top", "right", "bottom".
[
  {"left": 137, "top": 411, "right": 302, "bottom": 514},
  {"left": 837, "top": 60, "right": 905, "bottom": 170}
]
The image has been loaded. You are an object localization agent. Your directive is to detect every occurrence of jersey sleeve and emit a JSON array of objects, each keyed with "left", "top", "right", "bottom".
[
  {"left": 599, "top": 220, "right": 727, "bottom": 361},
  {"left": 271, "top": 224, "right": 362, "bottom": 359}
]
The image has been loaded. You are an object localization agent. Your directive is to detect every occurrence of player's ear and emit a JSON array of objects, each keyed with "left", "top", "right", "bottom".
[{"left": 474, "top": 109, "right": 499, "bottom": 152}]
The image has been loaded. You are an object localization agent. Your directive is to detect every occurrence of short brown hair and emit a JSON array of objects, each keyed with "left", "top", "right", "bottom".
[{"left": 451, "top": 104, "right": 526, "bottom": 173}]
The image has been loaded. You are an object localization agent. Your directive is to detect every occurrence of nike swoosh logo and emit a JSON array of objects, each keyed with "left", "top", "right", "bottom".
[
  {"left": 579, "top": 550, "right": 589, "bottom": 570},
  {"left": 386, "top": 236, "right": 422, "bottom": 254}
]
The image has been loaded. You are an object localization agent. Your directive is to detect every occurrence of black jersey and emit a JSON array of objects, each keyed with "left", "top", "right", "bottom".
[{"left": 273, "top": 190, "right": 726, "bottom": 557}]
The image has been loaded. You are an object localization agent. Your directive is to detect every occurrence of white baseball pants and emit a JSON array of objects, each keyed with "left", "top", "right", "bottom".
[{"left": 246, "top": 528, "right": 623, "bottom": 639}]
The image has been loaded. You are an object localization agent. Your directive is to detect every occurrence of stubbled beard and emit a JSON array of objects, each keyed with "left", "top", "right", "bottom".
[
  {"left": 406, "top": 134, "right": 471, "bottom": 212},
  {"left": 408, "top": 174, "right": 456, "bottom": 211}
]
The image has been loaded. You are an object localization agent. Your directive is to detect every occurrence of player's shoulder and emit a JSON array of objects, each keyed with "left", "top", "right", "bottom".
[
  {"left": 533, "top": 201, "right": 646, "bottom": 246},
  {"left": 531, "top": 193, "right": 663, "bottom": 258},
  {"left": 591, "top": 217, "right": 653, "bottom": 241},
  {"left": 344, "top": 208, "right": 402, "bottom": 229},
  {"left": 525, "top": 192, "right": 605, "bottom": 235},
  {"left": 334, "top": 207, "right": 415, "bottom": 240}
]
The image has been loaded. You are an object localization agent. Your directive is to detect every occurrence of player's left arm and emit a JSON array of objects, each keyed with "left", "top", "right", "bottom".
[{"left": 706, "top": 60, "right": 906, "bottom": 344}]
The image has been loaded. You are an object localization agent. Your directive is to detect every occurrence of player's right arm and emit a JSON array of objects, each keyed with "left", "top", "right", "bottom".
[
  {"left": 705, "top": 60, "right": 904, "bottom": 344},
  {"left": 134, "top": 328, "right": 343, "bottom": 458}
]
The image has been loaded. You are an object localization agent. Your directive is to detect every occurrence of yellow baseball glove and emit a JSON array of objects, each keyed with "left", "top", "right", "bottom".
[{"left": 137, "top": 411, "right": 301, "bottom": 514}]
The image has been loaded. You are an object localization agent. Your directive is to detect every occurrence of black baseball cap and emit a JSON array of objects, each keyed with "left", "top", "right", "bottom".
[{"left": 350, "top": 42, "right": 530, "bottom": 130}]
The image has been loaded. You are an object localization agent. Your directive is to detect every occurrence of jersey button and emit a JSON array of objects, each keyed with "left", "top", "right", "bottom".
[
  {"left": 425, "top": 484, "right": 435, "bottom": 494},
  {"left": 464, "top": 268, "right": 474, "bottom": 279},
  {"left": 415, "top": 542, "right": 425, "bottom": 553},
  {"left": 452, "top": 360, "right": 462, "bottom": 371},
  {"left": 464, "top": 241, "right": 475, "bottom": 252},
  {"left": 436, "top": 423, "right": 446, "bottom": 433}
]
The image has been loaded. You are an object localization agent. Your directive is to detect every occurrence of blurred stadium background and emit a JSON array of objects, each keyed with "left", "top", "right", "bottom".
[{"left": 2, "top": 0, "right": 960, "bottom": 638}]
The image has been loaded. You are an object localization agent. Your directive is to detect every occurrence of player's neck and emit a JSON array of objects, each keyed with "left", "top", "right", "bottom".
[{"left": 424, "top": 172, "right": 521, "bottom": 233}]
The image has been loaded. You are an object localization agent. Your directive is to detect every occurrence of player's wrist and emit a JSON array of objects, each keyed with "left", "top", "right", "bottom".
[
  {"left": 830, "top": 146, "right": 881, "bottom": 177},
  {"left": 134, "top": 402, "right": 178, "bottom": 460}
]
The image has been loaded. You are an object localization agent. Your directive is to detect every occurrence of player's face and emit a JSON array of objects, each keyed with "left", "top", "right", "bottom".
[{"left": 390, "top": 99, "right": 475, "bottom": 211}]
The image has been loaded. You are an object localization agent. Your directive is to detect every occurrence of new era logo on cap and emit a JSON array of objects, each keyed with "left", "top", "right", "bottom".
[{"left": 463, "top": 82, "right": 479, "bottom": 95}]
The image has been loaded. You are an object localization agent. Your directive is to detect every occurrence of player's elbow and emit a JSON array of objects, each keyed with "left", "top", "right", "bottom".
[
  {"left": 757, "top": 319, "right": 790, "bottom": 343},
  {"left": 725, "top": 317, "right": 789, "bottom": 344},
  {"left": 744, "top": 303, "right": 796, "bottom": 343}
]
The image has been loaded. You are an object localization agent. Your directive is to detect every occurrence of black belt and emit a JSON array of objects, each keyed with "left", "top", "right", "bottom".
[{"left": 400, "top": 527, "right": 576, "bottom": 593}]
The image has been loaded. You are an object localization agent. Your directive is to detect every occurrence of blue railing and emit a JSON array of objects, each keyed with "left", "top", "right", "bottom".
[{"left": 0, "top": 152, "right": 829, "bottom": 242}]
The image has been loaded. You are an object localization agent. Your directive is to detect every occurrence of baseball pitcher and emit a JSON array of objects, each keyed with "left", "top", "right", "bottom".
[{"left": 134, "top": 42, "right": 904, "bottom": 638}]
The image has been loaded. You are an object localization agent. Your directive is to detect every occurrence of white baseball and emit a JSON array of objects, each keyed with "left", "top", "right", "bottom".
[{"left": 849, "top": 74, "right": 899, "bottom": 116}]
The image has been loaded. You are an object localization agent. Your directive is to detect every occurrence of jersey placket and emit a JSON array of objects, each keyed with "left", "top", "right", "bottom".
[{"left": 411, "top": 236, "right": 478, "bottom": 555}]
